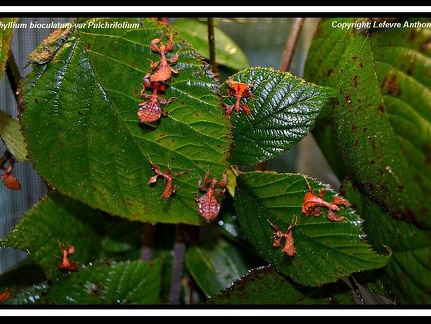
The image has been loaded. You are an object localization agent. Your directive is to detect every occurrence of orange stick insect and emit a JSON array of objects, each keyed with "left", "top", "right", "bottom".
[
  {"left": 0, "top": 156, "right": 21, "bottom": 190},
  {"left": 301, "top": 177, "right": 349, "bottom": 222},
  {"left": 268, "top": 215, "right": 297, "bottom": 257},
  {"left": 148, "top": 34, "right": 179, "bottom": 83},
  {"left": 195, "top": 168, "right": 227, "bottom": 223},
  {"left": 148, "top": 157, "right": 190, "bottom": 199},
  {"left": 138, "top": 73, "right": 175, "bottom": 123},
  {"left": 58, "top": 241, "right": 80, "bottom": 271},
  {"left": 0, "top": 288, "right": 11, "bottom": 302},
  {"left": 224, "top": 77, "right": 255, "bottom": 118}
]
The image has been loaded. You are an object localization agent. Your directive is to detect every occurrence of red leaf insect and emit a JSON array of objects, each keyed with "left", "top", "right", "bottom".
[
  {"left": 148, "top": 157, "right": 190, "bottom": 199},
  {"left": 268, "top": 215, "right": 297, "bottom": 257},
  {"left": 301, "top": 177, "right": 350, "bottom": 222},
  {"left": 224, "top": 77, "right": 255, "bottom": 118},
  {"left": 138, "top": 73, "right": 175, "bottom": 123},
  {"left": 0, "top": 288, "right": 11, "bottom": 302},
  {"left": 195, "top": 168, "right": 227, "bottom": 222},
  {"left": 0, "top": 154, "right": 21, "bottom": 190},
  {"left": 58, "top": 241, "right": 80, "bottom": 271},
  {"left": 149, "top": 33, "right": 179, "bottom": 83}
]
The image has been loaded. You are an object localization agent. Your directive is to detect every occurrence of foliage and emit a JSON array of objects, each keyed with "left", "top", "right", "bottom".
[{"left": 0, "top": 16, "right": 428, "bottom": 306}]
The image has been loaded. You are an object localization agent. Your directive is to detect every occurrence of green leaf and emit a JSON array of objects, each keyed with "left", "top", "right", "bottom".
[
  {"left": 171, "top": 18, "right": 249, "bottom": 71},
  {"left": 0, "top": 18, "right": 17, "bottom": 78},
  {"left": 225, "top": 67, "right": 336, "bottom": 166},
  {"left": 185, "top": 235, "right": 259, "bottom": 297},
  {"left": 344, "top": 179, "right": 431, "bottom": 304},
  {"left": 0, "top": 191, "right": 108, "bottom": 279},
  {"left": 39, "top": 259, "right": 163, "bottom": 304},
  {"left": 304, "top": 17, "right": 431, "bottom": 227},
  {"left": 234, "top": 171, "right": 389, "bottom": 287},
  {"left": 20, "top": 17, "right": 231, "bottom": 226},
  {"left": 207, "top": 265, "right": 357, "bottom": 305},
  {"left": 0, "top": 110, "right": 28, "bottom": 162},
  {"left": 0, "top": 259, "right": 48, "bottom": 305}
]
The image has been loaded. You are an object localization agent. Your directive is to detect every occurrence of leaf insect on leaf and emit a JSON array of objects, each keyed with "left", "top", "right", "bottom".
[
  {"left": 224, "top": 77, "right": 255, "bottom": 118},
  {"left": 268, "top": 215, "right": 297, "bottom": 257}
]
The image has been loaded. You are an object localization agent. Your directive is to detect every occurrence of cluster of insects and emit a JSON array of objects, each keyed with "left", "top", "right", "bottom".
[
  {"left": 137, "top": 33, "right": 178, "bottom": 124},
  {"left": 147, "top": 155, "right": 228, "bottom": 222},
  {"left": 136, "top": 32, "right": 259, "bottom": 221},
  {"left": 58, "top": 241, "right": 80, "bottom": 271},
  {"left": 0, "top": 152, "right": 21, "bottom": 191},
  {"left": 270, "top": 177, "right": 350, "bottom": 257}
]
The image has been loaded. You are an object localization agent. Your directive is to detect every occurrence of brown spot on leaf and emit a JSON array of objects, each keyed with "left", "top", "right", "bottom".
[
  {"left": 352, "top": 75, "right": 359, "bottom": 87},
  {"left": 382, "top": 73, "right": 400, "bottom": 96}
]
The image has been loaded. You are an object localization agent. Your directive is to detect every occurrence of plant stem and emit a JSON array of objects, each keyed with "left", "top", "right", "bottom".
[
  {"left": 6, "top": 52, "right": 21, "bottom": 104},
  {"left": 169, "top": 223, "right": 185, "bottom": 304},
  {"left": 207, "top": 18, "right": 218, "bottom": 77},
  {"left": 279, "top": 17, "right": 305, "bottom": 72},
  {"left": 140, "top": 223, "right": 156, "bottom": 261}
]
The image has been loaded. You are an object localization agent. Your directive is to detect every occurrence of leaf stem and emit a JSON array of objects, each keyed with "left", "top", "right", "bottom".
[
  {"left": 279, "top": 17, "right": 305, "bottom": 72},
  {"left": 169, "top": 223, "right": 186, "bottom": 304},
  {"left": 6, "top": 52, "right": 22, "bottom": 104},
  {"left": 207, "top": 18, "right": 218, "bottom": 77}
]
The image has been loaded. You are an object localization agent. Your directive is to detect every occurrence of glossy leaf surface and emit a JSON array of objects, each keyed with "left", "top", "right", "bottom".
[
  {"left": 234, "top": 171, "right": 389, "bottom": 287},
  {"left": 39, "top": 259, "right": 163, "bottom": 304},
  {"left": 225, "top": 67, "right": 335, "bottom": 166}
]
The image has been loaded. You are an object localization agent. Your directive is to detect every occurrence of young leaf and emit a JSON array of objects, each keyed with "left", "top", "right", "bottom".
[
  {"left": 0, "top": 18, "right": 17, "bottom": 77},
  {"left": 20, "top": 18, "right": 231, "bottom": 226},
  {"left": 234, "top": 171, "right": 389, "bottom": 287},
  {"left": 171, "top": 18, "right": 249, "bottom": 71},
  {"left": 224, "top": 67, "right": 336, "bottom": 166},
  {"left": 185, "top": 236, "right": 262, "bottom": 297},
  {"left": 0, "top": 110, "right": 27, "bottom": 162}
]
